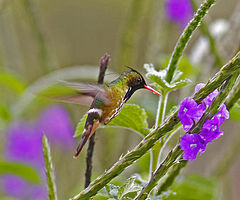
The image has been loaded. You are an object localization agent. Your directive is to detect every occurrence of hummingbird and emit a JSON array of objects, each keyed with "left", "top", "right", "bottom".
[{"left": 53, "top": 68, "right": 161, "bottom": 157}]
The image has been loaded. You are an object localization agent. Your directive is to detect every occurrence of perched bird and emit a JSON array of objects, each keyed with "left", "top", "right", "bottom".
[{"left": 52, "top": 68, "right": 160, "bottom": 157}]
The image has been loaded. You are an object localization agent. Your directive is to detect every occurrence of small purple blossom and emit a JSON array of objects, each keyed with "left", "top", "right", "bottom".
[
  {"left": 178, "top": 97, "right": 205, "bottom": 131},
  {"left": 165, "top": 0, "right": 194, "bottom": 29},
  {"left": 215, "top": 104, "right": 229, "bottom": 125},
  {"left": 194, "top": 83, "right": 219, "bottom": 106},
  {"left": 2, "top": 105, "right": 74, "bottom": 200},
  {"left": 179, "top": 84, "right": 229, "bottom": 162},
  {"left": 199, "top": 116, "right": 223, "bottom": 143},
  {"left": 180, "top": 133, "right": 206, "bottom": 162}
]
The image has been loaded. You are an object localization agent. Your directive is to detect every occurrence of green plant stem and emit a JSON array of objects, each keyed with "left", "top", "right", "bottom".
[
  {"left": 190, "top": 72, "right": 239, "bottom": 134},
  {"left": 190, "top": 0, "right": 223, "bottom": 67},
  {"left": 157, "top": 160, "right": 187, "bottom": 194},
  {"left": 22, "top": 0, "right": 49, "bottom": 72},
  {"left": 70, "top": 52, "right": 240, "bottom": 200},
  {"left": 151, "top": 93, "right": 168, "bottom": 172},
  {"left": 155, "top": 93, "right": 168, "bottom": 128},
  {"left": 157, "top": 124, "right": 182, "bottom": 166},
  {"left": 135, "top": 145, "right": 182, "bottom": 200},
  {"left": 42, "top": 135, "right": 58, "bottom": 200},
  {"left": 166, "top": 0, "right": 216, "bottom": 83},
  {"left": 137, "top": 73, "right": 239, "bottom": 199}
]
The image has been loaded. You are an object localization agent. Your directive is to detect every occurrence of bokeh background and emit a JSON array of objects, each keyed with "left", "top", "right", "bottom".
[{"left": 0, "top": 0, "right": 240, "bottom": 199}]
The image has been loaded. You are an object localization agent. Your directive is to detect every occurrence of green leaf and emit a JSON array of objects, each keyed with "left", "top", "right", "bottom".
[
  {"left": 74, "top": 113, "right": 88, "bottom": 137},
  {"left": 118, "top": 176, "right": 142, "bottom": 199},
  {"left": 74, "top": 104, "right": 149, "bottom": 138},
  {"left": 0, "top": 72, "right": 26, "bottom": 94},
  {"left": 42, "top": 135, "right": 58, "bottom": 200},
  {"left": 144, "top": 64, "right": 190, "bottom": 93},
  {"left": 97, "top": 184, "right": 120, "bottom": 199},
  {"left": 107, "top": 104, "right": 149, "bottom": 136},
  {"left": 0, "top": 161, "right": 41, "bottom": 184},
  {"left": 144, "top": 64, "right": 168, "bottom": 92}
]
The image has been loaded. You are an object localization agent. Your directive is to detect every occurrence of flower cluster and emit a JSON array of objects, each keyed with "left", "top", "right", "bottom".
[
  {"left": 178, "top": 83, "right": 229, "bottom": 162},
  {"left": 2, "top": 105, "right": 74, "bottom": 200}
]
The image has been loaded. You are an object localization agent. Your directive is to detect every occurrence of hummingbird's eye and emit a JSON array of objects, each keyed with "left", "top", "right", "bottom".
[{"left": 136, "top": 77, "right": 141, "bottom": 83}]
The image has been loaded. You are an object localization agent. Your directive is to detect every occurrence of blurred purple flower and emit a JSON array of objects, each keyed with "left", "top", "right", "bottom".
[
  {"left": 180, "top": 133, "right": 206, "bottom": 162},
  {"left": 37, "top": 105, "right": 74, "bottom": 149},
  {"left": 5, "top": 122, "right": 43, "bottom": 169},
  {"left": 1, "top": 175, "right": 46, "bottom": 200},
  {"left": 165, "top": 0, "right": 194, "bottom": 29},
  {"left": 178, "top": 97, "right": 205, "bottom": 131},
  {"left": 2, "top": 104, "right": 74, "bottom": 199}
]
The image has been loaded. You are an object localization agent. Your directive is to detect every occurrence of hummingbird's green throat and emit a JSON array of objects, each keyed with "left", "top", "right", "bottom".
[{"left": 52, "top": 68, "right": 161, "bottom": 157}]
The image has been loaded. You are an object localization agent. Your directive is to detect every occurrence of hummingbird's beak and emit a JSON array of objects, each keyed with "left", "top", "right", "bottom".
[{"left": 144, "top": 85, "right": 161, "bottom": 96}]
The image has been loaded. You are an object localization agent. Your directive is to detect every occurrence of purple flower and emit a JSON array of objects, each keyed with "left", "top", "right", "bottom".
[
  {"left": 180, "top": 133, "right": 206, "bottom": 162},
  {"left": 5, "top": 121, "right": 44, "bottom": 169},
  {"left": 215, "top": 104, "right": 229, "bottom": 125},
  {"left": 2, "top": 104, "right": 74, "bottom": 199},
  {"left": 1, "top": 175, "right": 46, "bottom": 200},
  {"left": 165, "top": 0, "right": 194, "bottom": 29},
  {"left": 178, "top": 97, "right": 205, "bottom": 131},
  {"left": 199, "top": 116, "right": 223, "bottom": 143},
  {"left": 37, "top": 105, "right": 74, "bottom": 149},
  {"left": 179, "top": 84, "right": 230, "bottom": 162}
]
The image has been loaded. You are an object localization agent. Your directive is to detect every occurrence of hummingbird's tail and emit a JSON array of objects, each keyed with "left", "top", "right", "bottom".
[{"left": 74, "top": 119, "right": 99, "bottom": 158}]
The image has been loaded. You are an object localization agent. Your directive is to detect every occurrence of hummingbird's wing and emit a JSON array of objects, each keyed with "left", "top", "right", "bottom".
[{"left": 43, "top": 81, "right": 110, "bottom": 107}]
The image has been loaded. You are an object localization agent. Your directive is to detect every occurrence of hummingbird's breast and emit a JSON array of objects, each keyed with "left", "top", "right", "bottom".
[{"left": 101, "top": 86, "right": 127, "bottom": 125}]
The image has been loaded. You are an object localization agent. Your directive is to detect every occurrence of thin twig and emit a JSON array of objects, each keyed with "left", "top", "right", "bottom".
[{"left": 84, "top": 54, "right": 110, "bottom": 188}]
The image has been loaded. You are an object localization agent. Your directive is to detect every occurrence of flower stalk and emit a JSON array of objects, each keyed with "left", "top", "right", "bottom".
[{"left": 166, "top": 0, "right": 216, "bottom": 83}]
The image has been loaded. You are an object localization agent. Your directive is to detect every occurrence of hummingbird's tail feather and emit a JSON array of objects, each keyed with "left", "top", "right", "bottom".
[{"left": 74, "top": 120, "right": 99, "bottom": 158}]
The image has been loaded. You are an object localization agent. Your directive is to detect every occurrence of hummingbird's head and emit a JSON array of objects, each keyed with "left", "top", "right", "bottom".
[{"left": 123, "top": 67, "right": 161, "bottom": 102}]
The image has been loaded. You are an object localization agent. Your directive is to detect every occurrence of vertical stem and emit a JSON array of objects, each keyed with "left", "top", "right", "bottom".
[
  {"left": 155, "top": 93, "right": 168, "bottom": 128},
  {"left": 166, "top": 0, "right": 216, "bottom": 83},
  {"left": 84, "top": 54, "right": 110, "bottom": 188},
  {"left": 42, "top": 135, "right": 58, "bottom": 200},
  {"left": 151, "top": 93, "right": 168, "bottom": 172}
]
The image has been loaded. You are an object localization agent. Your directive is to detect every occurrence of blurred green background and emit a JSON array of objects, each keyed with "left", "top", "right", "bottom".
[{"left": 0, "top": 0, "right": 240, "bottom": 199}]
